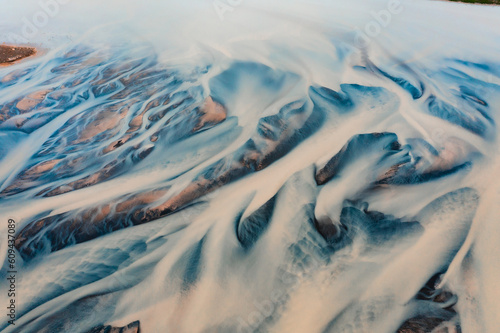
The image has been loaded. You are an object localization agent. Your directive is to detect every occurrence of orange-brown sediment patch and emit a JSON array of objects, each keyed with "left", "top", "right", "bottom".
[
  {"left": 75, "top": 110, "right": 127, "bottom": 144},
  {"left": 16, "top": 89, "right": 52, "bottom": 112},
  {"left": 194, "top": 96, "right": 227, "bottom": 131}
]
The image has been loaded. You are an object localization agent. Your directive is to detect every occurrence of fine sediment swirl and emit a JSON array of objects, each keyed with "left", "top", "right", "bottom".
[{"left": 0, "top": 1, "right": 499, "bottom": 332}]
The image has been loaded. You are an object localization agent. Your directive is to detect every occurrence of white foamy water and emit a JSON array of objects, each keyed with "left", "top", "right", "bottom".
[{"left": 0, "top": 0, "right": 499, "bottom": 332}]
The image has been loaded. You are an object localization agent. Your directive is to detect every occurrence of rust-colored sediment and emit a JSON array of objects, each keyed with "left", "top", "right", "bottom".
[
  {"left": 16, "top": 89, "right": 52, "bottom": 111},
  {"left": 0, "top": 45, "right": 36, "bottom": 66},
  {"left": 194, "top": 96, "right": 227, "bottom": 131}
]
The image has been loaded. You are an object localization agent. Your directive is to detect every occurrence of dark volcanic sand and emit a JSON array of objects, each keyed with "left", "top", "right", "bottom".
[
  {"left": 447, "top": 0, "right": 500, "bottom": 4},
  {"left": 0, "top": 45, "right": 36, "bottom": 66}
]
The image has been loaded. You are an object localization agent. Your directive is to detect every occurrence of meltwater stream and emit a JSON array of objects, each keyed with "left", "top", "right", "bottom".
[{"left": 0, "top": 0, "right": 499, "bottom": 332}]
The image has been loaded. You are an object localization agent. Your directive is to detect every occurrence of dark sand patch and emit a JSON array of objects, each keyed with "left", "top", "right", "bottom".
[
  {"left": 0, "top": 45, "right": 36, "bottom": 66},
  {"left": 446, "top": 0, "right": 499, "bottom": 4}
]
